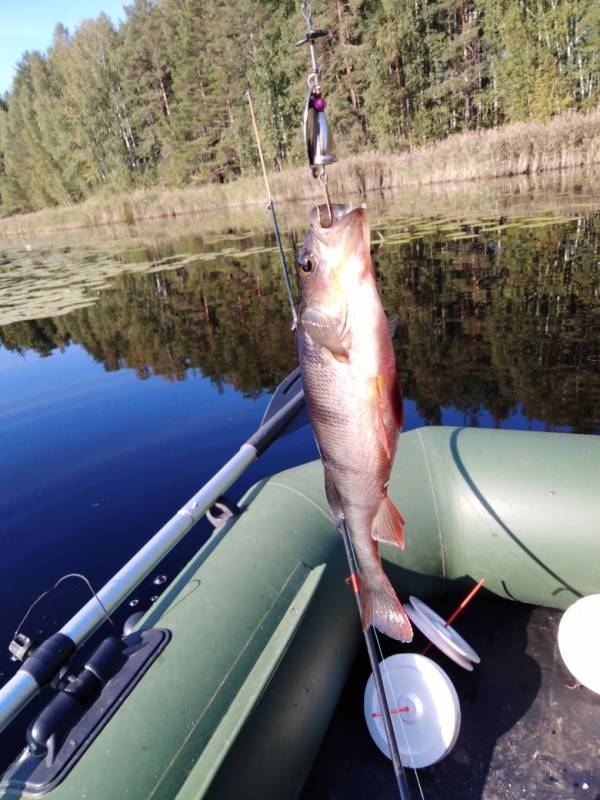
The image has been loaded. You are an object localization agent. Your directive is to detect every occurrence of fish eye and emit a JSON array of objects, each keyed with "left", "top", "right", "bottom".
[{"left": 299, "top": 257, "right": 314, "bottom": 276}]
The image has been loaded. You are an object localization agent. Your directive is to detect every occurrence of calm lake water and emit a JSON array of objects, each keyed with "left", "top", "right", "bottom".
[{"left": 0, "top": 174, "right": 599, "bottom": 765}]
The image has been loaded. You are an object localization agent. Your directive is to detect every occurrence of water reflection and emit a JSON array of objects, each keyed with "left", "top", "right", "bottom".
[
  {"left": 0, "top": 185, "right": 598, "bottom": 772},
  {"left": 1, "top": 207, "right": 598, "bottom": 430}
]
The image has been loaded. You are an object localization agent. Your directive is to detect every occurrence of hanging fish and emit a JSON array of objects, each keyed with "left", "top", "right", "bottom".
[{"left": 297, "top": 204, "right": 413, "bottom": 642}]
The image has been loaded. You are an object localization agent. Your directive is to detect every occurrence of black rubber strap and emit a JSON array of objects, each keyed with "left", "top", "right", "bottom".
[{"left": 21, "top": 633, "right": 77, "bottom": 687}]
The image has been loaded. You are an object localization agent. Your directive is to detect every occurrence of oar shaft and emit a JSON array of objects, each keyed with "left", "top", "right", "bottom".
[
  {"left": 339, "top": 522, "right": 412, "bottom": 800},
  {"left": 0, "top": 444, "right": 257, "bottom": 735},
  {"left": 61, "top": 442, "right": 258, "bottom": 645},
  {"left": 0, "top": 672, "right": 38, "bottom": 733},
  {"left": 0, "top": 387, "right": 305, "bottom": 733}
]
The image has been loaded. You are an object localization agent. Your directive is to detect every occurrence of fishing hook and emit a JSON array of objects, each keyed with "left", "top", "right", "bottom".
[{"left": 318, "top": 168, "right": 333, "bottom": 228}]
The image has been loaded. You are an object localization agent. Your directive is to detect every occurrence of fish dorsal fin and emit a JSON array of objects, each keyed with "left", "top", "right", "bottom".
[
  {"left": 371, "top": 495, "right": 405, "bottom": 549},
  {"left": 324, "top": 468, "right": 344, "bottom": 525},
  {"left": 387, "top": 312, "right": 400, "bottom": 340},
  {"left": 301, "top": 307, "right": 350, "bottom": 360}
]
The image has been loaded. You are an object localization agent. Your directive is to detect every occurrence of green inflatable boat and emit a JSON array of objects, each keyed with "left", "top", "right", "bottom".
[{"left": 0, "top": 405, "right": 599, "bottom": 798}]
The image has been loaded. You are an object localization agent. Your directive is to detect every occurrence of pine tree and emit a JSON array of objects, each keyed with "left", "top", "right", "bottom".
[
  {"left": 481, "top": 0, "right": 572, "bottom": 123},
  {"left": 119, "top": 0, "right": 176, "bottom": 180},
  {"left": 362, "top": 0, "right": 431, "bottom": 149},
  {"left": 160, "top": 0, "right": 227, "bottom": 184}
]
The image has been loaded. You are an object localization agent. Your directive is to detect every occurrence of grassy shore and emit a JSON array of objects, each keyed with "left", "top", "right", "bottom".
[{"left": 2, "top": 108, "right": 600, "bottom": 239}]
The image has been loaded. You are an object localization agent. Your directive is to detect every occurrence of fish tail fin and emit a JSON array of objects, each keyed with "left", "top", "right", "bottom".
[
  {"left": 360, "top": 576, "right": 413, "bottom": 643},
  {"left": 371, "top": 495, "right": 405, "bottom": 549}
]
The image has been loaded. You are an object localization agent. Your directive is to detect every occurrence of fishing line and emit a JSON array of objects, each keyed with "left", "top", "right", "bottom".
[{"left": 13, "top": 573, "right": 119, "bottom": 643}]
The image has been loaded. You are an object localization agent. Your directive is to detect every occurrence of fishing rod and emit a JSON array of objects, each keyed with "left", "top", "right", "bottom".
[
  {"left": 245, "top": 90, "right": 298, "bottom": 330},
  {"left": 295, "top": 4, "right": 413, "bottom": 798},
  {"left": 340, "top": 523, "right": 413, "bottom": 800}
]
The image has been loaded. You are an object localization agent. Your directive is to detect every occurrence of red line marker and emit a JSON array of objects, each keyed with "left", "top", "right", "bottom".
[
  {"left": 350, "top": 572, "right": 361, "bottom": 594},
  {"left": 421, "top": 579, "right": 485, "bottom": 656},
  {"left": 372, "top": 706, "right": 409, "bottom": 718}
]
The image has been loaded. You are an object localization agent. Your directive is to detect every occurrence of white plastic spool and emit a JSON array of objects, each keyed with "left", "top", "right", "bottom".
[
  {"left": 364, "top": 653, "right": 461, "bottom": 768},
  {"left": 557, "top": 594, "right": 600, "bottom": 695},
  {"left": 406, "top": 596, "right": 480, "bottom": 671}
]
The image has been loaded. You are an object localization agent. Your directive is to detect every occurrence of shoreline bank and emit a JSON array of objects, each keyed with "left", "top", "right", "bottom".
[{"left": 1, "top": 109, "right": 600, "bottom": 239}]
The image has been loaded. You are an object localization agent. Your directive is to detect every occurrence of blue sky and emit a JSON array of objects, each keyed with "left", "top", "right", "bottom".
[{"left": 0, "top": 1, "right": 127, "bottom": 95}]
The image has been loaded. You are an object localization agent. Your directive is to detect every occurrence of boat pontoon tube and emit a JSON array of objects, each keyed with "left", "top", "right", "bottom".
[
  {"left": 1, "top": 427, "right": 598, "bottom": 800},
  {"left": 382, "top": 426, "right": 599, "bottom": 607}
]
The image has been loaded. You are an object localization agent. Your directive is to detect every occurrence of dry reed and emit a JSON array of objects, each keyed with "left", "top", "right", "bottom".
[{"left": 2, "top": 108, "right": 600, "bottom": 239}]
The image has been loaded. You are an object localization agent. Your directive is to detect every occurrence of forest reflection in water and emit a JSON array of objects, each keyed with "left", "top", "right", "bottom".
[{"left": 1, "top": 200, "right": 599, "bottom": 433}]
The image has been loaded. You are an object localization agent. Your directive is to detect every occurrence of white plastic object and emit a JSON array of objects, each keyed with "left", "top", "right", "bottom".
[
  {"left": 557, "top": 594, "right": 600, "bottom": 695},
  {"left": 407, "top": 595, "right": 480, "bottom": 668},
  {"left": 364, "top": 653, "right": 461, "bottom": 768},
  {"left": 405, "top": 605, "right": 472, "bottom": 671}
]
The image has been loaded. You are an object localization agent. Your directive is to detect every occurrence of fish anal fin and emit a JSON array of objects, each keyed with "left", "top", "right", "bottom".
[{"left": 372, "top": 495, "right": 405, "bottom": 549}]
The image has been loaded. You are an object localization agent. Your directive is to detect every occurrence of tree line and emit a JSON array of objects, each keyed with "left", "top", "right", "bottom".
[{"left": 0, "top": 0, "right": 598, "bottom": 215}]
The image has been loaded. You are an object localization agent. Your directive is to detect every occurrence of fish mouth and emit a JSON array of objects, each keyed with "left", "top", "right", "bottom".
[{"left": 310, "top": 203, "right": 368, "bottom": 247}]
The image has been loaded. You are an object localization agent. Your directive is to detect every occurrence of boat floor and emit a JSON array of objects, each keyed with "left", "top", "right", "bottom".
[{"left": 301, "top": 595, "right": 600, "bottom": 800}]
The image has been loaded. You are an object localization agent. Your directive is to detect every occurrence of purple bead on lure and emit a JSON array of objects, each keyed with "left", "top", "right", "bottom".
[{"left": 311, "top": 95, "right": 326, "bottom": 112}]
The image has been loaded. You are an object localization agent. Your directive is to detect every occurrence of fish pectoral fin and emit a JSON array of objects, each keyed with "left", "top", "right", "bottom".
[
  {"left": 302, "top": 307, "right": 350, "bottom": 360},
  {"left": 371, "top": 495, "right": 405, "bottom": 549},
  {"left": 324, "top": 470, "right": 345, "bottom": 525}
]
